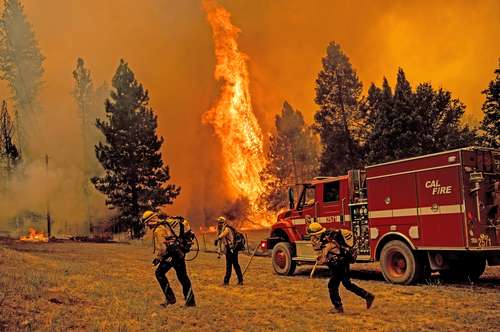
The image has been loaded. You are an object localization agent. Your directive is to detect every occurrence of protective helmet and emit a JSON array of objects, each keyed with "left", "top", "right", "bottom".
[
  {"left": 217, "top": 216, "right": 226, "bottom": 223},
  {"left": 142, "top": 210, "right": 158, "bottom": 224},
  {"left": 307, "top": 222, "right": 326, "bottom": 236}
]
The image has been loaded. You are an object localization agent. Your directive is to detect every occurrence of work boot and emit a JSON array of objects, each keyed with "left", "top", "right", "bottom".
[
  {"left": 185, "top": 299, "right": 196, "bottom": 307},
  {"left": 237, "top": 280, "right": 243, "bottom": 286},
  {"left": 366, "top": 293, "right": 375, "bottom": 309},
  {"left": 330, "top": 306, "right": 344, "bottom": 314},
  {"left": 159, "top": 300, "right": 175, "bottom": 308}
]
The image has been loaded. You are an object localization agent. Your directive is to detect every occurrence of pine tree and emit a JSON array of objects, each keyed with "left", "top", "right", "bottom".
[
  {"left": 415, "top": 83, "right": 477, "bottom": 153},
  {"left": 480, "top": 61, "right": 500, "bottom": 148},
  {"left": 73, "top": 58, "right": 108, "bottom": 234},
  {"left": 313, "top": 42, "right": 363, "bottom": 176},
  {"left": 0, "top": 0, "right": 44, "bottom": 156},
  {"left": 0, "top": 100, "right": 19, "bottom": 190},
  {"left": 390, "top": 68, "right": 423, "bottom": 159},
  {"left": 366, "top": 78, "right": 394, "bottom": 163},
  {"left": 366, "top": 69, "right": 477, "bottom": 164},
  {"left": 92, "top": 60, "right": 180, "bottom": 238},
  {"left": 259, "top": 101, "right": 319, "bottom": 211}
]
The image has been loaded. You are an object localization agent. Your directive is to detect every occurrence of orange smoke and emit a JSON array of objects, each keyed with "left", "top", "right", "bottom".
[{"left": 202, "top": 0, "right": 271, "bottom": 227}]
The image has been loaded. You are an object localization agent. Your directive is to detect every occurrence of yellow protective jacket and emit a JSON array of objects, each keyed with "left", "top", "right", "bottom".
[
  {"left": 152, "top": 218, "right": 191, "bottom": 260},
  {"left": 216, "top": 224, "right": 235, "bottom": 247}
]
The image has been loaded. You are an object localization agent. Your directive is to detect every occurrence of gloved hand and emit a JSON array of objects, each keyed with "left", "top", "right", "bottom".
[
  {"left": 152, "top": 258, "right": 161, "bottom": 266},
  {"left": 214, "top": 239, "right": 219, "bottom": 246}
]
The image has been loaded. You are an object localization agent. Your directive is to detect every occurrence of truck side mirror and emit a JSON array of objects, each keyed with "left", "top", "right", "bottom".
[{"left": 288, "top": 187, "right": 295, "bottom": 209}]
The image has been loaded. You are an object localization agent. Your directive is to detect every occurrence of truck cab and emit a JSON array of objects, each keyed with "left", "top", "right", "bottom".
[{"left": 265, "top": 173, "right": 366, "bottom": 276}]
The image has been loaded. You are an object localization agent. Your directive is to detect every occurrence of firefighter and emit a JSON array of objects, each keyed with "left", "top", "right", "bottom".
[
  {"left": 214, "top": 216, "right": 243, "bottom": 286},
  {"left": 307, "top": 222, "right": 375, "bottom": 313},
  {"left": 142, "top": 211, "right": 196, "bottom": 307}
]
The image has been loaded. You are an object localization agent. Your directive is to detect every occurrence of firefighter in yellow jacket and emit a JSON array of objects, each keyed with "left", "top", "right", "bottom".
[
  {"left": 215, "top": 216, "right": 243, "bottom": 286},
  {"left": 142, "top": 211, "right": 196, "bottom": 307},
  {"left": 308, "top": 222, "right": 374, "bottom": 313}
]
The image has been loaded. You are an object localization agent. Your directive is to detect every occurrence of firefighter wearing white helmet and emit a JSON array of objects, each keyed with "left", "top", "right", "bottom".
[
  {"left": 142, "top": 210, "right": 196, "bottom": 307},
  {"left": 307, "top": 222, "right": 375, "bottom": 314}
]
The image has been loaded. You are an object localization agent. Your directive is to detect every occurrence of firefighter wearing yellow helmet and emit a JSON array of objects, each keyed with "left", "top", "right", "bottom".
[
  {"left": 142, "top": 210, "right": 196, "bottom": 307},
  {"left": 214, "top": 216, "right": 244, "bottom": 286},
  {"left": 307, "top": 223, "right": 375, "bottom": 314}
]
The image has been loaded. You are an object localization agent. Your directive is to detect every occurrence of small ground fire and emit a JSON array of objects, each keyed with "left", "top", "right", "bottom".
[{"left": 19, "top": 227, "right": 48, "bottom": 242}]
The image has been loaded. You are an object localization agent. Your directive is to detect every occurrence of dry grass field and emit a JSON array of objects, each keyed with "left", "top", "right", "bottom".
[{"left": 1, "top": 231, "right": 499, "bottom": 331}]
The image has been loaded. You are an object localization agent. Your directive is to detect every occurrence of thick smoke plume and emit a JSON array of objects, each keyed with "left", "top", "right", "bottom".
[{"left": 0, "top": 0, "right": 498, "bottom": 233}]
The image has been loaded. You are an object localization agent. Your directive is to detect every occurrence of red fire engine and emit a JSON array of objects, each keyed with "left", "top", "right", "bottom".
[{"left": 262, "top": 147, "right": 500, "bottom": 284}]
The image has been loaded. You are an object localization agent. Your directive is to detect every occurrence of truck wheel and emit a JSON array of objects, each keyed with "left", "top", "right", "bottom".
[
  {"left": 380, "top": 240, "right": 421, "bottom": 285},
  {"left": 272, "top": 242, "right": 296, "bottom": 276},
  {"left": 464, "top": 258, "right": 486, "bottom": 281}
]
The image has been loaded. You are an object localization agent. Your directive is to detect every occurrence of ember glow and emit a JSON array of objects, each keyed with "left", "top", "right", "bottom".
[
  {"left": 19, "top": 227, "right": 49, "bottom": 242},
  {"left": 203, "top": 0, "right": 272, "bottom": 227}
]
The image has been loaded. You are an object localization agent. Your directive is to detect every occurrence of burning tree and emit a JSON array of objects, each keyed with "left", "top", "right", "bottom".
[
  {"left": 92, "top": 60, "right": 180, "bottom": 238},
  {"left": 203, "top": 0, "right": 273, "bottom": 227},
  {"left": 0, "top": 0, "right": 44, "bottom": 158}
]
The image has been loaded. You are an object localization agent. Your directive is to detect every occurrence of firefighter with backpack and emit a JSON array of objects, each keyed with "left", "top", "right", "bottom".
[
  {"left": 307, "top": 222, "right": 375, "bottom": 313},
  {"left": 142, "top": 211, "right": 196, "bottom": 307},
  {"left": 214, "top": 216, "right": 245, "bottom": 286}
]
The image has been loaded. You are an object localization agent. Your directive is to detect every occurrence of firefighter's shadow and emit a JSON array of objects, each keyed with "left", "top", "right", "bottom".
[
  {"left": 295, "top": 266, "right": 385, "bottom": 281},
  {"left": 295, "top": 265, "right": 500, "bottom": 288}
]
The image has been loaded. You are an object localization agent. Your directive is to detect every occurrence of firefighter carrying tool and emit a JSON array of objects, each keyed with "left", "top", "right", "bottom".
[
  {"left": 215, "top": 216, "right": 244, "bottom": 286},
  {"left": 308, "top": 222, "right": 375, "bottom": 313},
  {"left": 143, "top": 211, "right": 196, "bottom": 307}
]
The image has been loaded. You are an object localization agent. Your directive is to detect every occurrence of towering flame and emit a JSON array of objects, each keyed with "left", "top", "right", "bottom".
[{"left": 203, "top": 0, "right": 271, "bottom": 226}]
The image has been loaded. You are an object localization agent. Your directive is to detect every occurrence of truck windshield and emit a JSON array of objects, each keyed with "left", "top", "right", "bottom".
[{"left": 297, "top": 185, "right": 315, "bottom": 209}]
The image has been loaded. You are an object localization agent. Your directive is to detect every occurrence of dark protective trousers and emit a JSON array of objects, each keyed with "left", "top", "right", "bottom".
[
  {"left": 224, "top": 245, "right": 243, "bottom": 284},
  {"left": 155, "top": 251, "right": 195, "bottom": 306},
  {"left": 328, "top": 262, "right": 368, "bottom": 309}
]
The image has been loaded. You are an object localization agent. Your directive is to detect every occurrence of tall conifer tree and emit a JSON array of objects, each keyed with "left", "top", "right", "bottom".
[
  {"left": 313, "top": 42, "right": 363, "bottom": 176},
  {"left": 0, "top": 0, "right": 44, "bottom": 156},
  {"left": 92, "top": 60, "right": 180, "bottom": 238},
  {"left": 480, "top": 62, "right": 500, "bottom": 148}
]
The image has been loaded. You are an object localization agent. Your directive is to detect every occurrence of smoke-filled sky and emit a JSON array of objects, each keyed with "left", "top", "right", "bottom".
[{"left": 1, "top": 0, "right": 499, "bottom": 224}]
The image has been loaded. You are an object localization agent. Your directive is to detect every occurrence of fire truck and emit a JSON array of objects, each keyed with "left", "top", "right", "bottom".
[{"left": 261, "top": 147, "right": 500, "bottom": 284}]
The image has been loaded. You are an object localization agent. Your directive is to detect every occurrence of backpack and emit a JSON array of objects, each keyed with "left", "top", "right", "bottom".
[
  {"left": 321, "top": 229, "right": 358, "bottom": 264},
  {"left": 227, "top": 225, "right": 246, "bottom": 252},
  {"left": 336, "top": 229, "right": 358, "bottom": 264},
  {"left": 162, "top": 217, "right": 195, "bottom": 254}
]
